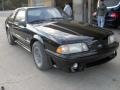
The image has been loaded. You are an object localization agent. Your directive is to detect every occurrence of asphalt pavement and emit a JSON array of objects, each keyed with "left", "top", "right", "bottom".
[{"left": 0, "top": 17, "right": 120, "bottom": 90}]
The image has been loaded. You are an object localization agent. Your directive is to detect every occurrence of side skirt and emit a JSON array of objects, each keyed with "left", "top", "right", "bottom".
[{"left": 15, "top": 40, "right": 31, "bottom": 52}]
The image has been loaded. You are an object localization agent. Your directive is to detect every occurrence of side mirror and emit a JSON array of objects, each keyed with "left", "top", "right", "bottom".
[{"left": 19, "top": 21, "right": 26, "bottom": 27}]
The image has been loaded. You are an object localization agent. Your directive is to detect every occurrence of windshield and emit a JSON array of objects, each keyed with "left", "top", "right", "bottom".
[{"left": 27, "top": 8, "right": 69, "bottom": 23}]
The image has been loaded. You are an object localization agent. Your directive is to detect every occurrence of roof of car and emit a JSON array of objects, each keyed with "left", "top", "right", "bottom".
[
  {"left": 107, "top": 2, "right": 120, "bottom": 9},
  {"left": 17, "top": 6, "right": 52, "bottom": 10}
]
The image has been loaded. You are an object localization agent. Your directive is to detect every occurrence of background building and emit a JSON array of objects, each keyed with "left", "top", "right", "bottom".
[
  {"left": 28, "top": 0, "right": 120, "bottom": 24},
  {"left": 0, "top": 0, "right": 28, "bottom": 10},
  {"left": 28, "top": 0, "right": 54, "bottom": 6},
  {"left": 28, "top": 0, "right": 93, "bottom": 23}
]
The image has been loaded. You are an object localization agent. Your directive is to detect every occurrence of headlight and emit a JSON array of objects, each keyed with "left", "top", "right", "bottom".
[
  {"left": 108, "top": 35, "right": 116, "bottom": 44},
  {"left": 56, "top": 43, "right": 89, "bottom": 54}
]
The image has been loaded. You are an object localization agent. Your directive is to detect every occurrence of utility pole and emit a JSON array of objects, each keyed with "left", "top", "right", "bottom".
[
  {"left": 88, "top": 0, "right": 92, "bottom": 24},
  {"left": 28, "top": 0, "right": 33, "bottom": 6},
  {"left": 2, "top": 0, "right": 4, "bottom": 11}
]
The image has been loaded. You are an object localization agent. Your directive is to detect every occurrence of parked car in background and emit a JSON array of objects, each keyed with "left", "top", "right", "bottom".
[
  {"left": 93, "top": 2, "right": 120, "bottom": 28},
  {"left": 5, "top": 7, "right": 119, "bottom": 72}
]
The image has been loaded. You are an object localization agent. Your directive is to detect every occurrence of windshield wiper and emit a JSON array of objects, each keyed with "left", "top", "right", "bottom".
[
  {"left": 29, "top": 18, "right": 64, "bottom": 23},
  {"left": 29, "top": 19, "right": 48, "bottom": 24},
  {"left": 50, "top": 17, "right": 64, "bottom": 20}
]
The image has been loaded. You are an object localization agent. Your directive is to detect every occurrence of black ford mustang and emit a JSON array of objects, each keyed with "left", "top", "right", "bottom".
[{"left": 5, "top": 7, "right": 119, "bottom": 72}]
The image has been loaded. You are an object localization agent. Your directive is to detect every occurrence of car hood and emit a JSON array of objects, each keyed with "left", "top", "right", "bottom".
[{"left": 33, "top": 21, "right": 113, "bottom": 44}]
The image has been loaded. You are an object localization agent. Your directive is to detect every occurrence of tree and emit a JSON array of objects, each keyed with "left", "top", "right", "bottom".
[{"left": 0, "top": 0, "right": 28, "bottom": 10}]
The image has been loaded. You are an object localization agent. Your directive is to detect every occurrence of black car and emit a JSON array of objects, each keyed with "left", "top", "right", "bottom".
[
  {"left": 93, "top": 2, "right": 120, "bottom": 28},
  {"left": 5, "top": 7, "right": 119, "bottom": 72}
]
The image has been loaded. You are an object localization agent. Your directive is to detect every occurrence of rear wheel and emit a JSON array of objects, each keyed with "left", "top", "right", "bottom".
[
  {"left": 32, "top": 41, "right": 52, "bottom": 70},
  {"left": 113, "top": 25, "right": 119, "bottom": 28},
  {"left": 113, "top": 21, "right": 119, "bottom": 28},
  {"left": 6, "top": 29, "right": 15, "bottom": 45}
]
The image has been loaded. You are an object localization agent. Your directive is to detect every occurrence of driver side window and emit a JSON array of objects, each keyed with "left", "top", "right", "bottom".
[{"left": 15, "top": 10, "right": 25, "bottom": 22}]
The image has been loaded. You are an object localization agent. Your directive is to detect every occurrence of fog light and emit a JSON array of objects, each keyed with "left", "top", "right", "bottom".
[
  {"left": 73, "top": 63, "right": 78, "bottom": 69},
  {"left": 71, "top": 63, "right": 78, "bottom": 72}
]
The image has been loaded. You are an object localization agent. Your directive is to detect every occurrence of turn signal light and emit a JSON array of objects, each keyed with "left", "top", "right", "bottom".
[{"left": 56, "top": 47, "right": 63, "bottom": 54}]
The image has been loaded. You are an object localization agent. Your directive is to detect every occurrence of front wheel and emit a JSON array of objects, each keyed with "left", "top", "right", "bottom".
[{"left": 32, "top": 41, "right": 52, "bottom": 71}]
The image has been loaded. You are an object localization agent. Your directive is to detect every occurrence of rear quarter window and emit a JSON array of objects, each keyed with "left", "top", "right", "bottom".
[
  {"left": 9, "top": 13, "right": 14, "bottom": 19},
  {"left": 8, "top": 10, "right": 17, "bottom": 21}
]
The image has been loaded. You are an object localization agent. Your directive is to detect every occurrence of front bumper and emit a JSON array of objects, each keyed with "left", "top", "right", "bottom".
[
  {"left": 105, "top": 18, "right": 119, "bottom": 27},
  {"left": 46, "top": 42, "right": 119, "bottom": 72}
]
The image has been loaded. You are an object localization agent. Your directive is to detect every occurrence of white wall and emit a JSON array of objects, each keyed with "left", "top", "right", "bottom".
[
  {"left": 73, "top": 0, "right": 84, "bottom": 22},
  {"left": 34, "top": 0, "right": 44, "bottom": 6}
]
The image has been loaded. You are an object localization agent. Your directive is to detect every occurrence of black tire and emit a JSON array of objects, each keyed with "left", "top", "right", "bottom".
[
  {"left": 32, "top": 41, "right": 52, "bottom": 70},
  {"left": 6, "top": 29, "right": 15, "bottom": 45},
  {"left": 113, "top": 21, "right": 119, "bottom": 28},
  {"left": 113, "top": 25, "right": 119, "bottom": 28}
]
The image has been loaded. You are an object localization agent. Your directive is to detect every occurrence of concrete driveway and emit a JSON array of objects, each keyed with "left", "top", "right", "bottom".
[{"left": 0, "top": 17, "right": 120, "bottom": 90}]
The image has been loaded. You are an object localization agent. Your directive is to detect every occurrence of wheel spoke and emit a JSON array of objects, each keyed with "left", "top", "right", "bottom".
[{"left": 34, "top": 47, "right": 42, "bottom": 67}]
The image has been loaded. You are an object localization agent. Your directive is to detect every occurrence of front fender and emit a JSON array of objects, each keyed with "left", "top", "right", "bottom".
[
  {"left": 30, "top": 35, "right": 44, "bottom": 51},
  {"left": 33, "top": 35, "right": 44, "bottom": 44}
]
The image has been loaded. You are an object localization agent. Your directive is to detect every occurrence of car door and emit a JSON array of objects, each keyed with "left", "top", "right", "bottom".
[{"left": 12, "top": 9, "right": 31, "bottom": 47}]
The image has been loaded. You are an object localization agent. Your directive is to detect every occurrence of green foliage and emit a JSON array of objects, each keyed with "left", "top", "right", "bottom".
[{"left": 0, "top": 0, "right": 28, "bottom": 10}]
